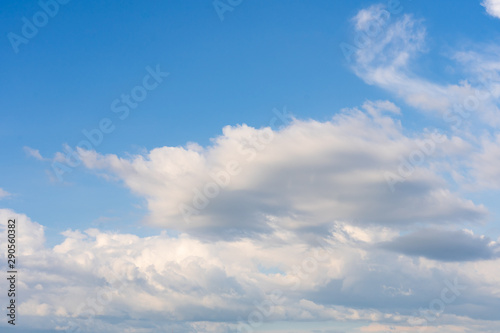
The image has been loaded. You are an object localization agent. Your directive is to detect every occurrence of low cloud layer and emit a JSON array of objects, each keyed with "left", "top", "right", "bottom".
[{"left": 2, "top": 209, "right": 500, "bottom": 332}]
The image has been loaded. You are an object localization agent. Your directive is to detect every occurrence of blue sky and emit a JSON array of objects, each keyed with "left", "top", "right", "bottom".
[
  {"left": 2, "top": 0, "right": 500, "bottom": 332},
  {"left": 2, "top": 0, "right": 499, "bottom": 243}
]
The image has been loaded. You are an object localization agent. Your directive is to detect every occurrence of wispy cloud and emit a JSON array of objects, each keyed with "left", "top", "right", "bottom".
[
  {"left": 0, "top": 188, "right": 11, "bottom": 199},
  {"left": 23, "top": 146, "right": 47, "bottom": 161},
  {"left": 349, "top": 4, "right": 500, "bottom": 126}
]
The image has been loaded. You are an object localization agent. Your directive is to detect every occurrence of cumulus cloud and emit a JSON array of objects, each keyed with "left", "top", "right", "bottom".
[
  {"left": 1, "top": 209, "right": 500, "bottom": 332},
  {"left": 71, "top": 101, "right": 487, "bottom": 239},
  {"left": 482, "top": 0, "right": 500, "bottom": 18},
  {"left": 0, "top": 210, "right": 45, "bottom": 254}
]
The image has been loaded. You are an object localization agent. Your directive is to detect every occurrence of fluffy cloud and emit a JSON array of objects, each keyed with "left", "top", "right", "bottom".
[
  {"left": 39, "top": 99, "right": 497, "bottom": 331},
  {"left": 74, "top": 101, "right": 486, "bottom": 239},
  {"left": 2, "top": 209, "right": 500, "bottom": 332},
  {"left": 482, "top": 0, "right": 500, "bottom": 18}
]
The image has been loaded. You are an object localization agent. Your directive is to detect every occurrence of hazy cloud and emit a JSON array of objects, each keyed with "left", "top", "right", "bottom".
[
  {"left": 0, "top": 188, "right": 11, "bottom": 199},
  {"left": 23, "top": 146, "right": 46, "bottom": 161}
]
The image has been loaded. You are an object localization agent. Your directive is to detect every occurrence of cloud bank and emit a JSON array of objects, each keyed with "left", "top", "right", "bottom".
[{"left": 2, "top": 207, "right": 500, "bottom": 332}]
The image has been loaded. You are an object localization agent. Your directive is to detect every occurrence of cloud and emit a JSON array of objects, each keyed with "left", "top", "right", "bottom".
[
  {"left": 0, "top": 209, "right": 45, "bottom": 255},
  {"left": 378, "top": 228, "right": 499, "bottom": 261},
  {"left": 72, "top": 101, "right": 487, "bottom": 239},
  {"left": 482, "top": 0, "right": 500, "bottom": 18},
  {"left": 467, "top": 133, "right": 500, "bottom": 189},
  {"left": 349, "top": 4, "right": 500, "bottom": 126},
  {"left": 23, "top": 146, "right": 46, "bottom": 161},
  {"left": 0, "top": 188, "right": 11, "bottom": 199},
  {"left": 2, "top": 209, "right": 500, "bottom": 332}
]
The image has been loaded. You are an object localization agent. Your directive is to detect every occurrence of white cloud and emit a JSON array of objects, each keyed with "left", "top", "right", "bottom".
[
  {"left": 353, "top": 4, "right": 388, "bottom": 31},
  {"left": 349, "top": 4, "right": 500, "bottom": 126},
  {"left": 482, "top": 0, "right": 500, "bottom": 18},
  {"left": 1, "top": 208, "right": 500, "bottom": 332},
  {"left": 467, "top": 133, "right": 500, "bottom": 189},
  {"left": 73, "top": 102, "right": 486, "bottom": 239},
  {"left": 345, "top": 4, "right": 500, "bottom": 194}
]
